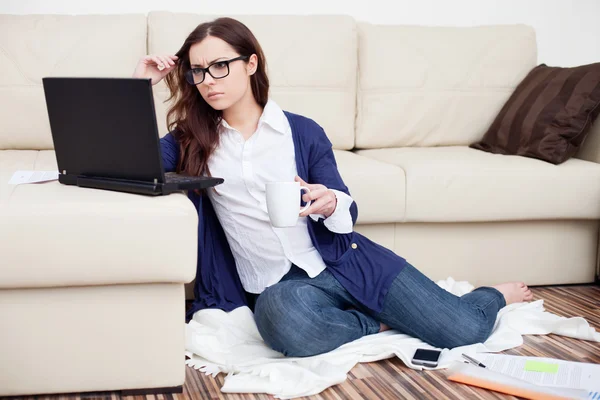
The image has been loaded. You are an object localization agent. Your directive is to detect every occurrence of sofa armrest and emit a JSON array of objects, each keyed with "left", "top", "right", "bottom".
[
  {"left": 576, "top": 121, "right": 600, "bottom": 281},
  {"left": 576, "top": 121, "right": 600, "bottom": 164}
]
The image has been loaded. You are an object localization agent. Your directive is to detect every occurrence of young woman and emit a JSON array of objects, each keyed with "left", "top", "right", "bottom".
[{"left": 133, "top": 17, "right": 533, "bottom": 357}]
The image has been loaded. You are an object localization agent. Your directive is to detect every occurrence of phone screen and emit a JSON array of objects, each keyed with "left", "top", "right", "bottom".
[{"left": 413, "top": 349, "right": 441, "bottom": 362}]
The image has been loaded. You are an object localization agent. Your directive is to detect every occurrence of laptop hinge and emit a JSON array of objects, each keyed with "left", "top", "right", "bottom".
[{"left": 77, "top": 176, "right": 160, "bottom": 195}]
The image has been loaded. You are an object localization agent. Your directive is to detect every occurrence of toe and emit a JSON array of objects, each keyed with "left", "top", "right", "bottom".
[{"left": 524, "top": 292, "right": 533, "bottom": 300}]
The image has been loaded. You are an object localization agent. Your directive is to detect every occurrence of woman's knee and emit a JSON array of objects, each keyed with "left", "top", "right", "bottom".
[
  {"left": 254, "top": 281, "right": 325, "bottom": 357},
  {"left": 254, "top": 282, "right": 292, "bottom": 333}
]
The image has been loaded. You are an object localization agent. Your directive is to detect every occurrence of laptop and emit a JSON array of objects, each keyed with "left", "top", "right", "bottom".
[{"left": 42, "top": 77, "right": 224, "bottom": 196}]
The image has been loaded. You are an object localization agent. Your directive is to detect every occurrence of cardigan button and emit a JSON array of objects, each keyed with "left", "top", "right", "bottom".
[{"left": 351, "top": 243, "right": 358, "bottom": 249}]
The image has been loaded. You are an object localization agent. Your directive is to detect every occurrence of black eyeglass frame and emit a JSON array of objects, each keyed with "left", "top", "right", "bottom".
[{"left": 184, "top": 55, "right": 250, "bottom": 85}]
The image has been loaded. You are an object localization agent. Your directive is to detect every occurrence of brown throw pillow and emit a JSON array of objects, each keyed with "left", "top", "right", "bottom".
[{"left": 470, "top": 63, "right": 600, "bottom": 164}]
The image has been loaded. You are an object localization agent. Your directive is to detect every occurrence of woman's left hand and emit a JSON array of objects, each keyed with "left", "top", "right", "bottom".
[{"left": 295, "top": 176, "right": 337, "bottom": 218}]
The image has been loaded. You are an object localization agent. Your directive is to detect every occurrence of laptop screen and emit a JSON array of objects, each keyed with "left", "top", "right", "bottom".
[{"left": 42, "top": 77, "right": 166, "bottom": 183}]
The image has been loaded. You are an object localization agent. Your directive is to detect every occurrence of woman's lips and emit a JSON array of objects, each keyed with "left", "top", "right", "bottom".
[{"left": 207, "top": 92, "right": 224, "bottom": 99}]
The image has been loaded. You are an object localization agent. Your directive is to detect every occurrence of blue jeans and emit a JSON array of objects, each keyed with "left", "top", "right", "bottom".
[{"left": 253, "top": 264, "right": 506, "bottom": 357}]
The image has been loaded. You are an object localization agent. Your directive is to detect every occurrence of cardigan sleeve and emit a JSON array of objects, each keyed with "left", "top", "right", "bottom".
[
  {"left": 307, "top": 124, "right": 358, "bottom": 226},
  {"left": 159, "top": 132, "right": 180, "bottom": 173},
  {"left": 308, "top": 189, "right": 354, "bottom": 233}
]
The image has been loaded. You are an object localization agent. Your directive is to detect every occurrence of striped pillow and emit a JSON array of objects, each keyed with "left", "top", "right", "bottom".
[{"left": 471, "top": 63, "right": 600, "bottom": 164}]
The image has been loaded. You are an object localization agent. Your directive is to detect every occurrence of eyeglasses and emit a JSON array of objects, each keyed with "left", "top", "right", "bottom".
[{"left": 185, "top": 55, "right": 250, "bottom": 85}]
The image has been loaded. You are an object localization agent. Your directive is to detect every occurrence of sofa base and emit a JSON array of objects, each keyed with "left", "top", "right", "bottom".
[
  {"left": 356, "top": 219, "right": 599, "bottom": 287},
  {"left": 121, "top": 385, "right": 184, "bottom": 396},
  {"left": 0, "top": 283, "right": 187, "bottom": 397},
  {"left": 1, "top": 385, "right": 184, "bottom": 399}
]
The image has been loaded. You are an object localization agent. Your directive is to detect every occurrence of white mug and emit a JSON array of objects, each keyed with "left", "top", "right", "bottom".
[{"left": 265, "top": 181, "right": 312, "bottom": 228}]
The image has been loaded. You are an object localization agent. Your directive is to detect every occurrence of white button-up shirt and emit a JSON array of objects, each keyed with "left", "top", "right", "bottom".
[{"left": 207, "top": 100, "right": 354, "bottom": 293}]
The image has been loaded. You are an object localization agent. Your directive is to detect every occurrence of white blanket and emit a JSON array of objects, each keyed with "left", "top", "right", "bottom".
[{"left": 185, "top": 278, "right": 600, "bottom": 399}]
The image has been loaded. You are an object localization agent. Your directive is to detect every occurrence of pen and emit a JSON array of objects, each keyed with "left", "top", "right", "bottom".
[{"left": 462, "top": 353, "right": 487, "bottom": 368}]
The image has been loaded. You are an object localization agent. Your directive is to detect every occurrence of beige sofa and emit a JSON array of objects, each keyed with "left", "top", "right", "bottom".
[{"left": 1, "top": 11, "right": 599, "bottom": 397}]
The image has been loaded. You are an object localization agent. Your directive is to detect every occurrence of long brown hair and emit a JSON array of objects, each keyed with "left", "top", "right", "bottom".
[{"left": 164, "top": 18, "right": 269, "bottom": 179}]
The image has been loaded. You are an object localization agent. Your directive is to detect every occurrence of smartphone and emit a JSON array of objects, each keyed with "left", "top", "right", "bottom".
[{"left": 411, "top": 348, "right": 442, "bottom": 368}]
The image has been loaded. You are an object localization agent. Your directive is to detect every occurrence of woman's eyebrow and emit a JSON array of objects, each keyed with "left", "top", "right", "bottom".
[{"left": 191, "top": 57, "right": 227, "bottom": 67}]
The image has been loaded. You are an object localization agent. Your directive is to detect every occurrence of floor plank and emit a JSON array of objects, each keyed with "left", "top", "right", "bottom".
[{"left": 5, "top": 285, "right": 599, "bottom": 400}]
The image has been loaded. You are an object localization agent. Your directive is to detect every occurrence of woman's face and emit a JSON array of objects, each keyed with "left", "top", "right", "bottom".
[{"left": 188, "top": 36, "right": 256, "bottom": 111}]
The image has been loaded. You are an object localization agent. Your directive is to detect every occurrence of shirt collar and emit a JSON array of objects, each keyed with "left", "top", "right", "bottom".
[
  {"left": 259, "top": 99, "right": 288, "bottom": 134},
  {"left": 220, "top": 99, "right": 288, "bottom": 135}
]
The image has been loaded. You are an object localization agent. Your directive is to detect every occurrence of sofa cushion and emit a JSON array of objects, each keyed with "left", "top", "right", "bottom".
[
  {"left": 356, "top": 24, "right": 537, "bottom": 149},
  {"left": 356, "top": 146, "right": 600, "bottom": 222},
  {"left": 0, "top": 150, "right": 198, "bottom": 289},
  {"left": 333, "top": 150, "right": 405, "bottom": 224},
  {"left": 0, "top": 14, "right": 147, "bottom": 150},
  {"left": 471, "top": 63, "right": 600, "bottom": 164},
  {"left": 148, "top": 12, "right": 357, "bottom": 150}
]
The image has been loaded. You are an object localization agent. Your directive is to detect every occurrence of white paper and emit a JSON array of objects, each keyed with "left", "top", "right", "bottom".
[
  {"left": 8, "top": 170, "right": 59, "bottom": 185},
  {"left": 448, "top": 363, "right": 591, "bottom": 399},
  {"left": 480, "top": 353, "right": 600, "bottom": 391}
]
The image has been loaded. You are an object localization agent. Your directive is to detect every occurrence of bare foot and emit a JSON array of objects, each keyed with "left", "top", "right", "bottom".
[
  {"left": 380, "top": 322, "right": 391, "bottom": 332},
  {"left": 492, "top": 282, "right": 534, "bottom": 305}
]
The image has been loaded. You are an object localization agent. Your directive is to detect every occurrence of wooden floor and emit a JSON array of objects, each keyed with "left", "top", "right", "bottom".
[{"left": 7, "top": 285, "right": 600, "bottom": 400}]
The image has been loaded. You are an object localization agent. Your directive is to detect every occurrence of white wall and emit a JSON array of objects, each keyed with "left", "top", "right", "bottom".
[{"left": 2, "top": 0, "right": 599, "bottom": 67}]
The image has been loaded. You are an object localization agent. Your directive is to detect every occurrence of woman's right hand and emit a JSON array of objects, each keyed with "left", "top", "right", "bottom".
[{"left": 132, "top": 54, "right": 179, "bottom": 86}]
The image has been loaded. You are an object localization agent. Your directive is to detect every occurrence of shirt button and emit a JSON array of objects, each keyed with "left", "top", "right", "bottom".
[{"left": 351, "top": 243, "right": 358, "bottom": 249}]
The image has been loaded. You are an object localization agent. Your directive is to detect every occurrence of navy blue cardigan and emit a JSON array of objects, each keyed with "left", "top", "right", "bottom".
[{"left": 160, "top": 112, "right": 406, "bottom": 321}]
